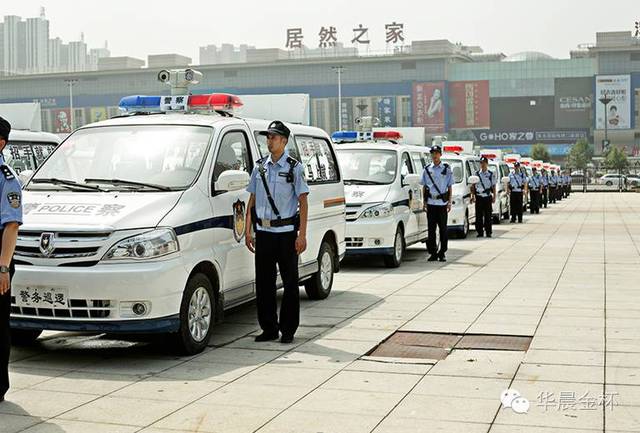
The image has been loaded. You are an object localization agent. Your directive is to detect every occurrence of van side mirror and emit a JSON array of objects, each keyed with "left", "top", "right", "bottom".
[
  {"left": 18, "top": 170, "right": 35, "bottom": 185},
  {"left": 468, "top": 175, "right": 480, "bottom": 185},
  {"left": 501, "top": 176, "right": 511, "bottom": 184},
  {"left": 402, "top": 173, "right": 421, "bottom": 187},
  {"left": 214, "top": 170, "right": 250, "bottom": 195}
]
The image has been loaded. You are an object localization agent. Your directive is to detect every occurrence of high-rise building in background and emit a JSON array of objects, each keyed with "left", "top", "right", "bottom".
[{"left": 0, "top": 9, "right": 110, "bottom": 75}]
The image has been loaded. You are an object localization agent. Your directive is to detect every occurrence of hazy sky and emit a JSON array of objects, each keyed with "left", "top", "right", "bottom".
[{"left": 5, "top": 0, "right": 638, "bottom": 62}]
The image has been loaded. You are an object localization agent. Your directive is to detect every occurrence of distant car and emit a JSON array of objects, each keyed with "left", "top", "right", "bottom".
[
  {"left": 599, "top": 174, "right": 626, "bottom": 186},
  {"left": 627, "top": 175, "right": 640, "bottom": 187}
]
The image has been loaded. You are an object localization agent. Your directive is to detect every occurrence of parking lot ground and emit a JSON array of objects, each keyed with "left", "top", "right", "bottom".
[{"left": 3, "top": 193, "right": 640, "bottom": 433}]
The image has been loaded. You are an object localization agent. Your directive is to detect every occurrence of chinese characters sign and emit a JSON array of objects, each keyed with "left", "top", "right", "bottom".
[
  {"left": 595, "top": 75, "right": 631, "bottom": 130},
  {"left": 448, "top": 81, "right": 490, "bottom": 129},
  {"left": 413, "top": 82, "right": 446, "bottom": 133},
  {"left": 377, "top": 97, "right": 397, "bottom": 127},
  {"left": 286, "top": 23, "right": 405, "bottom": 49},
  {"left": 474, "top": 129, "right": 588, "bottom": 145}
]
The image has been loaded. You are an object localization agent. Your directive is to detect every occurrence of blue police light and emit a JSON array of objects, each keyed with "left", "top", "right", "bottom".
[
  {"left": 118, "top": 95, "right": 163, "bottom": 112},
  {"left": 331, "top": 131, "right": 359, "bottom": 142}
]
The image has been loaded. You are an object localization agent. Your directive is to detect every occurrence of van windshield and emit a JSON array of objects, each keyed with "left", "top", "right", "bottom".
[
  {"left": 441, "top": 159, "right": 464, "bottom": 184},
  {"left": 28, "top": 125, "right": 213, "bottom": 191},
  {"left": 336, "top": 149, "right": 397, "bottom": 185}
]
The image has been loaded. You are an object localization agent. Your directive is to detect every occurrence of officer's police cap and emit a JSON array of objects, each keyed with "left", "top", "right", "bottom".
[
  {"left": 480, "top": 156, "right": 489, "bottom": 163},
  {"left": 259, "top": 120, "right": 290, "bottom": 139},
  {"left": 514, "top": 161, "right": 521, "bottom": 167},
  {"left": 0, "top": 116, "right": 10, "bottom": 141},
  {"left": 430, "top": 145, "right": 442, "bottom": 154}
]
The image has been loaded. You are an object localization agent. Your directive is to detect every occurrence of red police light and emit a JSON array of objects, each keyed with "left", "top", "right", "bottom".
[
  {"left": 188, "top": 94, "right": 244, "bottom": 111},
  {"left": 444, "top": 145, "right": 464, "bottom": 153},
  {"left": 482, "top": 153, "right": 498, "bottom": 160},
  {"left": 373, "top": 131, "right": 402, "bottom": 140}
]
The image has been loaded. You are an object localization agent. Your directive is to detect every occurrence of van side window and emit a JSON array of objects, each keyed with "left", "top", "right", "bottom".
[
  {"left": 254, "top": 131, "right": 301, "bottom": 161},
  {"left": 295, "top": 136, "right": 339, "bottom": 184},
  {"left": 465, "top": 161, "right": 474, "bottom": 179},
  {"left": 410, "top": 152, "right": 424, "bottom": 171},
  {"left": 401, "top": 153, "right": 413, "bottom": 177},
  {"left": 213, "top": 131, "right": 252, "bottom": 181}
]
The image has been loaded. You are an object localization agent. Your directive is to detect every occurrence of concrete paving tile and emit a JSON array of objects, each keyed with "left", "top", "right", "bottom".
[
  {"left": 111, "top": 377, "right": 226, "bottom": 402},
  {"left": 605, "top": 406, "right": 640, "bottom": 432},
  {"left": 529, "top": 336, "right": 604, "bottom": 352},
  {"left": 31, "top": 371, "right": 134, "bottom": 396},
  {"left": 234, "top": 364, "right": 336, "bottom": 387},
  {"left": 157, "top": 361, "right": 257, "bottom": 382},
  {"left": 292, "top": 388, "right": 403, "bottom": 415},
  {"left": 607, "top": 352, "right": 640, "bottom": 368},
  {"left": 320, "top": 370, "right": 421, "bottom": 394},
  {"left": 0, "top": 414, "right": 41, "bottom": 433},
  {"left": 390, "top": 394, "right": 499, "bottom": 423},
  {"left": 256, "top": 409, "right": 382, "bottom": 433},
  {"left": 20, "top": 419, "right": 139, "bottom": 433},
  {"left": 427, "top": 349, "right": 523, "bottom": 379},
  {"left": 489, "top": 425, "right": 601, "bottom": 433},
  {"left": 516, "top": 364, "right": 604, "bottom": 384},
  {"left": 412, "top": 375, "right": 510, "bottom": 400},
  {"left": 321, "top": 327, "right": 394, "bottom": 342},
  {"left": 606, "top": 366, "right": 640, "bottom": 385},
  {"left": 606, "top": 384, "right": 640, "bottom": 407},
  {"left": 0, "top": 389, "right": 97, "bottom": 418},
  {"left": 7, "top": 368, "right": 64, "bottom": 390},
  {"left": 76, "top": 358, "right": 184, "bottom": 376},
  {"left": 524, "top": 350, "right": 604, "bottom": 367},
  {"left": 191, "top": 347, "right": 284, "bottom": 366},
  {"left": 58, "top": 396, "right": 184, "bottom": 427},
  {"left": 373, "top": 417, "right": 491, "bottom": 433},
  {"left": 345, "top": 359, "right": 433, "bottom": 375},
  {"left": 151, "top": 403, "right": 280, "bottom": 432},
  {"left": 198, "top": 382, "right": 309, "bottom": 409},
  {"left": 607, "top": 338, "right": 640, "bottom": 353}
]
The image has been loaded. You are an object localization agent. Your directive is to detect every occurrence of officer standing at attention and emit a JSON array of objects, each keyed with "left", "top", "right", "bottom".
[
  {"left": 508, "top": 162, "right": 527, "bottom": 223},
  {"left": 564, "top": 172, "right": 571, "bottom": 198},
  {"left": 421, "top": 145, "right": 453, "bottom": 262},
  {"left": 245, "top": 121, "right": 309, "bottom": 344},
  {"left": 548, "top": 169, "right": 558, "bottom": 204},
  {"left": 541, "top": 168, "right": 549, "bottom": 209},
  {"left": 471, "top": 156, "right": 496, "bottom": 238},
  {"left": 556, "top": 172, "right": 563, "bottom": 202},
  {"left": 0, "top": 117, "right": 22, "bottom": 403},
  {"left": 528, "top": 167, "right": 542, "bottom": 215}
]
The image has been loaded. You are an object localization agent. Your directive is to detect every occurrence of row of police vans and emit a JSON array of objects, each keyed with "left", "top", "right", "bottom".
[{"left": 6, "top": 70, "right": 565, "bottom": 354}]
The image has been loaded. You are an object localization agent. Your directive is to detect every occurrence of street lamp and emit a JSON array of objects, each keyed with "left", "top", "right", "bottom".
[
  {"left": 64, "top": 79, "right": 79, "bottom": 131},
  {"left": 599, "top": 92, "right": 613, "bottom": 155},
  {"left": 331, "top": 66, "right": 345, "bottom": 131}
]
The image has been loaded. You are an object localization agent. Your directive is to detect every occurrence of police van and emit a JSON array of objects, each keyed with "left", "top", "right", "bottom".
[
  {"left": 442, "top": 144, "right": 481, "bottom": 238},
  {"left": 332, "top": 130, "right": 428, "bottom": 267},
  {"left": 479, "top": 150, "right": 511, "bottom": 223},
  {"left": 9, "top": 70, "right": 346, "bottom": 354},
  {"left": 3, "top": 130, "right": 60, "bottom": 183}
]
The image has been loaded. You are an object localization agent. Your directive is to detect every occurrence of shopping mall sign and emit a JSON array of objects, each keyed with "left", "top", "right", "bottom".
[
  {"left": 473, "top": 129, "right": 588, "bottom": 145},
  {"left": 285, "top": 23, "right": 405, "bottom": 49}
]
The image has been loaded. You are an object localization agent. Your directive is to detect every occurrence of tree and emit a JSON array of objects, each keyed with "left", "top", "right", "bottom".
[
  {"left": 531, "top": 143, "right": 551, "bottom": 162},
  {"left": 567, "top": 139, "right": 594, "bottom": 171},
  {"left": 605, "top": 146, "right": 629, "bottom": 171}
]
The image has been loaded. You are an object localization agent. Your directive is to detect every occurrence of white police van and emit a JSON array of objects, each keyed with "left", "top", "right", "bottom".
[
  {"left": 333, "top": 130, "right": 428, "bottom": 267},
  {"left": 9, "top": 70, "right": 346, "bottom": 354},
  {"left": 3, "top": 130, "right": 60, "bottom": 183},
  {"left": 479, "top": 150, "right": 511, "bottom": 223},
  {"left": 442, "top": 144, "right": 481, "bottom": 238}
]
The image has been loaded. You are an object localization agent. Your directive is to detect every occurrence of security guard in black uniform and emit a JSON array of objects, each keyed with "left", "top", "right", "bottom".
[
  {"left": 471, "top": 156, "right": 496, "bottom": 238},
  {"left": 245, "top": 121, "right": 309, "bottom": 344},
  {"left": 0, "top": 117, "right": 23, "bottom": 402}
]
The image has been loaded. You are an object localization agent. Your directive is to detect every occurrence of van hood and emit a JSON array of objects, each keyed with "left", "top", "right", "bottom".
[
  {"left": 344, "top": 184, "right": 391, "bottom": 206},
  {"left": 21, "top": 191, "right": 183, "bottom": 231}
]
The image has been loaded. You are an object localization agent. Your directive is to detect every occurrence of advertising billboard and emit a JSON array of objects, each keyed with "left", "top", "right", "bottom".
[
  {"left": 595, "top": 75, "right": 631, "bottom": 130},
  {"left": 89, "top": 107, "right": 108, "bottom": 124},
  {"left": 413, "top": 82, "right": 446, "bottom": 133},
  {"left": 473, "top": 129, "right": 589, "bottom": 145},
  {"left": 52, "top": 109, "right": 72, "bottom": 133},
  {"left": 490, "top": 96, "right": 555, "bottom": 130},
  {"left": 377, "top": 96, "right": 397, "bottom": 127},
  {"left": 448, "top": 80, "right": 490, "bottom": 129},
  {"left": 554, "top": 77, "right": 593, "bottom": 129}
]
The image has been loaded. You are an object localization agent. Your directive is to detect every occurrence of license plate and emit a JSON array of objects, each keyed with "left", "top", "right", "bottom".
[{"left": 14, "top": 287, "right": 68, "bottom": 309}]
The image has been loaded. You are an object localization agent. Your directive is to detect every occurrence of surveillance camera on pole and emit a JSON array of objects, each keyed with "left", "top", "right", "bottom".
[{"left": 157, "top": 68, "right": 203, "bottom": 96}]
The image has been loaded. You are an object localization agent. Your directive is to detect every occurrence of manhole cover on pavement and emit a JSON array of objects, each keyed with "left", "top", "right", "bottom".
[
  {"left": 457, "top": 335, "right": 532, "bottom": 351},
  {"left": 387, "top": 332, "right": 461, "bottom": 348},
  {"left": 369, "top": 342, "right": 449, "bottom": 360}
]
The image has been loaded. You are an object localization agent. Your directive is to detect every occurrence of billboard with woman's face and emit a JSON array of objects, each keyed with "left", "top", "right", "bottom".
[
  {"left": 595, "top": 75, "right": 631, "bottom": 130},
  {"left": 413, "top": 82, "right": 447, "bottom": 133}
]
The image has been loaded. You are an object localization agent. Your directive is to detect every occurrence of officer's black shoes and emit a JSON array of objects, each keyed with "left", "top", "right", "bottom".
[
  {"left": 280, "top": 335, "right": 294, "bottom": 344},
  {"left": 476, "top": 233, "right": 484, "bottom": 238},
  {"left": 486, "top": 234, "right": 492, "bottom": 238},
  {"left": 255, "top": 332, "right": 279, "bottom": 342},
  {"left": 427, "top": 254, "right": 439, "bottom": 262},
  {"left": 438, "top": 255, "right": 447, "bottom": 262},
  {"left": 0, "top": 395, "right": 4, "bottom": 403}
]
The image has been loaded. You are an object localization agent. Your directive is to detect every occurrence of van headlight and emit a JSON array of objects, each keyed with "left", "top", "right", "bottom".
[
  {"left": 361, "top": 202, "right": 393, "bottom": 219},
  {"left": 103, "top": 228, "right": 179, "bottom": 261}
]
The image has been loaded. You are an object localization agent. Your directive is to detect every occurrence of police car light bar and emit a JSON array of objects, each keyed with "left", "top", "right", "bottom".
[
  {"left": 481, "top": 153, "right": 498, "bottom": 160},
  {"left": 118, "top": 93, "right": 244, "bottom": 113},
  {"left": 444, "top": 145, "right": 464, "bottom": 153},
  {"left": 331, "top": 131, "right": 373, "bottom": 143},
  {"left": 373, "top": 131, "right": 402, "bottom": 140}
]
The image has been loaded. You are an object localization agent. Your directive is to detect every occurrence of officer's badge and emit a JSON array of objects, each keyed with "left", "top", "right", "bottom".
[
  {"left": 7, "top": 192, "right": 21, "bottom": 209},
  {"left": 233, "top": 200, "right": 246, "bottom": 243}
]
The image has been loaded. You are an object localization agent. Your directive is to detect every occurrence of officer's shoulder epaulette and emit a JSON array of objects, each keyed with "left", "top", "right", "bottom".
[
  {"left": 286, "top": 156, "right": 299, "bottom": 167},
  {"left": 0, "top": 165, "right": 15, "bottom": 180},
  {"left": 256, "top": 156, "right": 267, "bottom": 165}
]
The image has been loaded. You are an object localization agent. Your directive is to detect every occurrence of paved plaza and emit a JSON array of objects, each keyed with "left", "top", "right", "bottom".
[{"left": 2, "top": 193, "right": 640, "bottom": 433}]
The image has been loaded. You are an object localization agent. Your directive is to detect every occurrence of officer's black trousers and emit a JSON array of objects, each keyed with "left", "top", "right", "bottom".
[
  {"left": 542, "top": 187, "right": 548, "bottom": 208},
  {"left": 510, "top": 191, "right": 524, "bottom": 223},
  {"left": 474, "top": 196, "right": 493, "bottom": 236},
  {"left": 1, "top": 265, "right": 15, "bottom": 398},
  {"left": 426, "top": 205, "right": 448, "bottom": 256},
  {"left": 549, "top": 187, "right": 557, "bottom": 204},
  {"left": 530, "top": 190, "right": 541, "bottom": 214},
  {"left": 556, "top": 186, "right": 562, "bottom": 201},
  {"left": 255, "top": 230, "right": 299, "bottom": 338}
]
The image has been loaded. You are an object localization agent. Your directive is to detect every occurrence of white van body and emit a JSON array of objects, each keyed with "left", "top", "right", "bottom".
[
  {"left": 10, "top": 112, "right": 346, "bottom": 354},
  {"left": 488, "top": 160, "right": 511, "bottom": 223},
  {"left": 335, "top": 142, "right": 429, "bottom": 267},
  {"left": 3, "top": 130, "right": 60, "bottom": 183},
  {"left": 441, "top": 152, "right": 481, "bottom": 238}
]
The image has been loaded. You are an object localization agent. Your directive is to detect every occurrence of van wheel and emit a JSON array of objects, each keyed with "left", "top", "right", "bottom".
[
  {"left": 11, "top": 329, "right": 42, "bottom": 346},
  {"left": 606, "top": 181, "right": 613, "bottom": 186},
  {"left": 384, "top": 227, "right": 404, "bottom": 268},
  {"left": 304, "top": 241, "right": 335, "bottom": 300},
  {"left": 173, "top": 273, "right": 214, "bottom": 355},
  {"left": 458, "top": 213, "right": 469, "bottom": 239},
  {"left": 495, "top": 203, "right": 502, "bottom": 224}
]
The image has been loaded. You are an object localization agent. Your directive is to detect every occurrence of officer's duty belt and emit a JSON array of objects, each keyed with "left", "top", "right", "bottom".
[{"left": 256, "top": 215, "right": 299, "bottom": 228}]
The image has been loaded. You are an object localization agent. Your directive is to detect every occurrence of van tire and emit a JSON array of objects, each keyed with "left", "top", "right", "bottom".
[
  {"left": 10, "top": 329, "right": 42, "bottom": 346},
  {"left": 172, "top": 273, "right": 215, "bottom": 355},
  {"left": 304, "top": 241, "right": 334, "bottom": 300},
  {"left": 384, "top": 227, "right": 404, "bottom": 268},
  {"left": 495, "top": 203, "right": 502, "bottom": 224},
  {"left": 457, "top": 213, "right": 469, "bottom": 239}
]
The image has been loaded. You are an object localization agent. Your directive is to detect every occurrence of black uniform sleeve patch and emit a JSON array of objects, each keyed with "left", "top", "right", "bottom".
[
  {"left": 286, "top": 156, "right": 299, "bottom": 167},
  {"left": 0, "top": 165, "right": 14, "bottom": 180},
  {"left": 7, "top": 192, "right": 21, "bottom": 209}
]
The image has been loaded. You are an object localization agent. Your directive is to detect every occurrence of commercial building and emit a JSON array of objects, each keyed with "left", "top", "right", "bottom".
[{"left": 0, "top": 30, "right": 638, "bottom": 160}]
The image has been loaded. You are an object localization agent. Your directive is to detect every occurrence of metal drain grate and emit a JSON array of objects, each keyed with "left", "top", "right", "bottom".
[{"left": 368, "top": 332, "right": 532, "bottom": 361}]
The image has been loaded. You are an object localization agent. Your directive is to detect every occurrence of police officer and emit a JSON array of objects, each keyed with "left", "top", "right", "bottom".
[
  {"left": 528, "top": 167, "right": 542, "bottom": 215},
  {"left": 0, "top": 117, "right": 22, "bottom": 402},
  {"left": 548, "top": 170, "right": 558, "bottom": 204},
  {"left": 541, "top": 168, "right": 549, "bottom": 209},
  {"left": 421, "top": 145, "right": 453, "bottom": 262},
  {"left": 564, "top": 172, "right": 571, "bottom": 198},
  {"left": 508, "top": 162, "right": 527, "bottom": 223},
  {"left": 556, "top": 172, "right": 563, "bottom": 202},
  {"left": 471, "top": 156, "right": 496, "bottom": 238},
  {"left": 245, "top": 121, "right": 309, "bottom": 344}
]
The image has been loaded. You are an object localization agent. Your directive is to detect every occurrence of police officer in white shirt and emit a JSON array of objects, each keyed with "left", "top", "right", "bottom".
[
  {"left": 508, "top": 162, "right": 528, "bottom": 223},
  {"left": 471, "top": 156, "right": 496, "bottom": 238}
]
